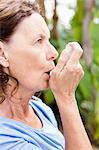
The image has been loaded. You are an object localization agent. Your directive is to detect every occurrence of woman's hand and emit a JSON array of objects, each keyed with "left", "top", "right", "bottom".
[
  {"left": 49, "top": 42, "right": 93, "bottom": 150},
  {"left": 49, "top": 42, "right": 84, "bottom": 102}
]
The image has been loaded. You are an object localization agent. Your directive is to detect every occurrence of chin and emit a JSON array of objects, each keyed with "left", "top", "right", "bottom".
[{"left": 37, "top": 80, "right": 49, "bottom": 92}]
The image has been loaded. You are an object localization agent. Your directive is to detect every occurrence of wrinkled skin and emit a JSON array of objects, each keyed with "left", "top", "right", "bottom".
[{"left": 49, "top": 42, "right": 84, "bottom": 103}]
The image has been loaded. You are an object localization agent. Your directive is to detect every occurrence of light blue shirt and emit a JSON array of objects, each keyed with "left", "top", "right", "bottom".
[{"left": 0, "top": 96, "right": 65, "bottom": 150}]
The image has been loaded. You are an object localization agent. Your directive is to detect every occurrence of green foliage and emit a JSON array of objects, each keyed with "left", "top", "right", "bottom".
[
  {"left": 79, "top": 61, "right": 93, "bottom": 100},
  {"left": 43, "top": 89, "right": 54, "bottom": 105},
  {"left": 70, "top": 0, "right": 99, "bottom": 145},
  {"left": 91, "top": 23, "right": 99, "bottom": 64},
  {"left": 71, "top": 0, "right": 84, "bottom": 42},
  {"left": 95, "top": 0, "right": 99, "bottom": 9},
  {"left": 94, "top": 94, "right": 99, "bottom": 141}
]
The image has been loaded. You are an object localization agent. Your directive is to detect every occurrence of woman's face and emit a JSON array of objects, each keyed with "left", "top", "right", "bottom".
[{"left": 5, "top": 13, "right": 58, "bottom": 93}]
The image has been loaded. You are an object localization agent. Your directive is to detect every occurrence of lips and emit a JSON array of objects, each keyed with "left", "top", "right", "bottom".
[
  {"left": 45, "top": 68, "right": 54, "bottom": 76},
  {"left": 46, "top": 71, "right": 50, "bottom": 75}
]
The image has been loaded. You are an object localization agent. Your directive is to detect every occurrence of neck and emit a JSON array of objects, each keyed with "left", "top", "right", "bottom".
[{"left": 0, "top": 85, "right": 35, "bottom": 120}]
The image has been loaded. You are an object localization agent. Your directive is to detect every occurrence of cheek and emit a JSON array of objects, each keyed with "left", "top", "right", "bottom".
[
  {"left": 8, "top": 46, "right": 47, "bottom": 80},
  {"left": 27, "top": 46, "right": 47, "bottom": 71}
]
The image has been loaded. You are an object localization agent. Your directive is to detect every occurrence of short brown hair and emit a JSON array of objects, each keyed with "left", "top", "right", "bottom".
[
  {"left": 0, "top": 0, "right": 40, "bottom": 42},
  {"left": 0, "top": 0, "right": 40, "bottom": 103}
]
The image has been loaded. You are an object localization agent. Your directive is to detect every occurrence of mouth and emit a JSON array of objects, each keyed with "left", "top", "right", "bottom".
[
  {"left": 45, "top": 71, "right": 50, "bottom": 75},
  {"left": 45, "top": 68, "right": 54, "bottom": 76},
  {"left": 45, "top": 71, "right": 51, "bottom": 79}
]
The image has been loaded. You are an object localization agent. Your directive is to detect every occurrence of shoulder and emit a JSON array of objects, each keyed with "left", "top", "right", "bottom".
[{"left": 29, "top": 96, "right": 58, "bottom": 128}]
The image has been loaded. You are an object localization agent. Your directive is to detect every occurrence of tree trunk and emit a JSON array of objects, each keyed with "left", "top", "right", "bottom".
[
  {"left": 37, "top": 0, "right": 47, "bottom": 22},
  {"left": 82, "top": 0, "right": 95, "bottom": 67},
  {"left": 52, "top": 0, "right": 59, "bottom": 41}
]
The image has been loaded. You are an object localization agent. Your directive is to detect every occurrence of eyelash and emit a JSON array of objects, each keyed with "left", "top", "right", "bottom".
[
  {"left": 37, "top": 38, "right": 42, "bottom": 44},
  {"left": 36, "top": 37, "right": 50, "bottom": 45}
]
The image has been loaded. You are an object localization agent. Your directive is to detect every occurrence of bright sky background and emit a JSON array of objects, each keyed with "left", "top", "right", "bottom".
[{"left": 44, "top": 0, "right": 77, "bottom": 29}]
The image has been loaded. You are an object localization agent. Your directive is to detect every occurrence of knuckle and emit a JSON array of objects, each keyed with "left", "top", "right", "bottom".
[
  {"left": 79, "top": 49, "right": 83, "bottom": 56},
  {"left": 78, "top": 68, "right": 84, "bottom": 78},
  {"left": 66, "top": 64, "right": 84, "bottom": 74},
  {"left": 75, "top": 65, "right": 83, "bottom": 73},
  {"left": 76, "top": 68, "right": 81, "bottom": 73},
  {"left": 67, "top": 65, "right": 75, "bottom": 73},
  {"left": 81, "top": 70, "right": 84, "bottom": 77}
]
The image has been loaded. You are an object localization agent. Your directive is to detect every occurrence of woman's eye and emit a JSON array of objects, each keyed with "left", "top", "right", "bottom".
[{"left": 37, "top": 38, "right": 42, "bottom": 43}]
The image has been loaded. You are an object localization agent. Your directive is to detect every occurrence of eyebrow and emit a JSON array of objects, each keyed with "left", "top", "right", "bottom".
[
  {"left": 31, "top": 29, "right": 50, "bottom": 44},
  {"left": 40, "top": 30, "right": 50, "bottom": 39},
  {"left": 33, "top": 32, "right": 50, "bottom": 41},
  {"left": 41, "top": 27, "right": 51, "bottom": 38}
]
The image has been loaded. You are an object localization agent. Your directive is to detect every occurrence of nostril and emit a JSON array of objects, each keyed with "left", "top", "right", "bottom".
[
  {"left": 47, "top": 44, "right": 59, "bottom": 60},
  {"left": 52, "top": 50, "right": 58, "bottom": 61}
]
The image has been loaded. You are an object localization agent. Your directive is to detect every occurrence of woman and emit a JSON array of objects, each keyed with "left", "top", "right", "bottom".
[{"left": 0, "top": 0, "right": 92, "bottom": 149}]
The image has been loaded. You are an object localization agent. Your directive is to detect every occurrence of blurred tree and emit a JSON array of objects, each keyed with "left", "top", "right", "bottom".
[
  {"left": 52, "top": 0, "right": 58, "bottom": 41},
  {"left": 71, "top": 0, "right": 84, "bottom": 43},
  {"left": 71, "top": 0, "right": 99, "bottom": 146},
  {"left": 82, "top": 0, "right": 95, "bottom": 67},
  {"left": 37, "top": 0, "right": 47, "bottom": 22},
  {"left": 50, "top": 0, "right": 59, "bottom": 50}
]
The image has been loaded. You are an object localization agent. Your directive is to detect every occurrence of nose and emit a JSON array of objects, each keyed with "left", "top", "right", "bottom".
[{"left": 46, "top": 43, "right": 59, "bottom": 61}]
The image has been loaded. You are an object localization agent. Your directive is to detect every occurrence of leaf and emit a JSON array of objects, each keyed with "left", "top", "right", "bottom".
[{"left": 43, "top": 89, "right": 54, "bottom": 105}]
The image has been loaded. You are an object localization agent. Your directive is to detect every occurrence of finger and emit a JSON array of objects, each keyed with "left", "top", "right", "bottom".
[
  {"left": 77, "top": 63, "right": 84, "bottom": 76},
  {"left": 51, "top": 56, "right": 65, "bottom": 76},
  {"left": 55, "top": 44, "right": 74, "bottom": 73},
  {"left": 67, "top": 42, "right": 83, "bottom": 65},
  {"left": 50, "top": 50, "right": 67, "bottom": 76}
]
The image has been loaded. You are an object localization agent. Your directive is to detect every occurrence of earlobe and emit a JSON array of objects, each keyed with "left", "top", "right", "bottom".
[
  {"left": 0, "top": 56, "right": 9, "bottom": 67},
  {"left": 0, "top": 41, "right": 9, "bottom": 68}
]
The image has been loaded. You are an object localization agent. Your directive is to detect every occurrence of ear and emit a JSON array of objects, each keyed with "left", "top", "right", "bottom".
[{"left": 0, "top": 41, "right": 9, "bottom": 68}]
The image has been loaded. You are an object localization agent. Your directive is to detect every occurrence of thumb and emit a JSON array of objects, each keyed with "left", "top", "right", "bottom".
[{"left": 53, "top": 43, "right": 74, "bottom": 74}]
